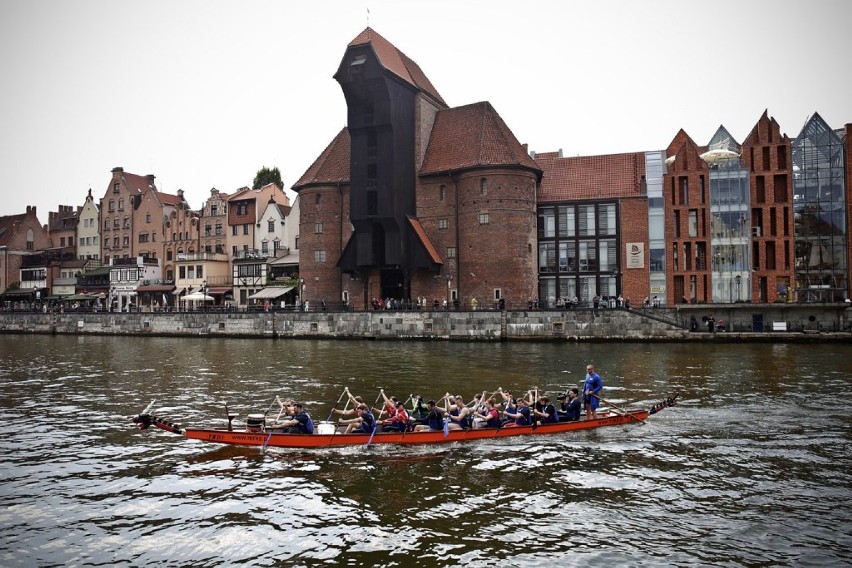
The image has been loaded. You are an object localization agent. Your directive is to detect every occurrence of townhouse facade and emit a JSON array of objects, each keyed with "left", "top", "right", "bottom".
[
  {"left": 2, "top": 29, "right": 850, "bottom": 315},
  {"left": 77, "top": 190, "right": 101, "bottom": 264}
]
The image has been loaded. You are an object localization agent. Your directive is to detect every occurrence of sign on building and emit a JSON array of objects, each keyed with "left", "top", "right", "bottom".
[{"left": 626, "top": 242, "right": 644, "bottom": 269}]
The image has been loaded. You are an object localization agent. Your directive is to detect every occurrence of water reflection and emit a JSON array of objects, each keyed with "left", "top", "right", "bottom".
[{"left": 0, "top": 335, "right": 850, "bottom": 566}]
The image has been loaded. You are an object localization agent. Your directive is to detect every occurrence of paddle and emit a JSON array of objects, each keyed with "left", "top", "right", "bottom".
[
  {"left": 531, "top": 388, "right": 538, "bottom": 430},
  {"left": 365, "top": 391, "right": 385, "bottom": 447},
  {"left": 325, "top": 388, "right": 348, "bottom": 422},
  {"left": 592, "top": 393, "right": 647, "bottom": 425}
]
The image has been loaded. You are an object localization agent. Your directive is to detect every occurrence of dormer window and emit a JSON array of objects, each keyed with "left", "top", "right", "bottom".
[{"left": 349, "top": 54, "right": 366, "bottom": 81}]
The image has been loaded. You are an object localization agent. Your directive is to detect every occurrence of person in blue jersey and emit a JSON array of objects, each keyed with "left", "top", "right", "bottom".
[
  {"left": 281, "top": 402, "right": 314, "bottom": 434},
  {"left": 559, "top": 388, "right": 582, "bottom": 421},
  {"left": 444, "top": 394, "right": 472, "bottom": 430},
  {"left": 503, "top": 397, "right": 532, "bottom": 427},
  {"left": 497, "top": 388, "right": 519, "bottom": 426},
  {"left": 583, "top": 364, "right": 604, "bottom": 420},
  {"left": 414, "top": 400, "right": 446, "bottom": 432},
  {"left": 474, "top": 399, "right": 501, "bottom": 428},
  {"left": 337, "top": 404, "right": 375, "bottom": 434},
  {"left": 533, "top": 395, "right": 559, "bottom": 425}
]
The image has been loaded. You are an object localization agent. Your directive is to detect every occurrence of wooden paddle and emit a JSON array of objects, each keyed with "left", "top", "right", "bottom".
[
  {"left": 592, "top": 393, "right": 646, "bottom": 425},
  {"left": 325, "top": 388, "right": 348, "bottom": 422},
  {"left": 365, "top": 391, "right": 385, "bottom": 447}
]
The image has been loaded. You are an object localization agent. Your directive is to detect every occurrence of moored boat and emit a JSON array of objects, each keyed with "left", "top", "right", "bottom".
[{"left": 131, "top": 393, "right": 678, "bottom": 449}]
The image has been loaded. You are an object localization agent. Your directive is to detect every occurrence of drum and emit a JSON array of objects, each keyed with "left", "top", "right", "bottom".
[
  {"left": 246, "top": 414, "right": 265, "bottom": 432},
  {"left": 316, "top": 421, "right": 336, "bottom": 435}
]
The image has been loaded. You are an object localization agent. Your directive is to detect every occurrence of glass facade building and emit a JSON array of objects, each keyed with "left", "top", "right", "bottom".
[
  {"left": 792, "top": 114, "right": 848, "bottom": 302},
  {"left": 646, "top": 151, "right": 667, "bottom": 304},
  {"left": 705, "top": 126, "right": 752, "bottom": 303}
]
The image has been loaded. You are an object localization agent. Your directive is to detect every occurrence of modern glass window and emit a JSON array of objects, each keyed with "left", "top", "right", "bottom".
[
  {"left": 579, "top": 240, "right": 597, "bottom": 271},
  {"left": 538, "top": 243, "right": 556, "bottom": 272},
  {"left": 597, "top": 204, "right": 616, "bottom": 236},
  {"left": 579, "top": 205, "right": 595, "bottom": 236},
  {"left": 538, "top": 208, "right": 555, "bottom": 238},
  {"left": 558, "top": 242, "right": 575, "bottom": 271},
  {"left": 558, "top": 206, "right": 575, "bottom": 237},
  {"left": 599, "top": 240, "right": 616, "bottom": 271}
]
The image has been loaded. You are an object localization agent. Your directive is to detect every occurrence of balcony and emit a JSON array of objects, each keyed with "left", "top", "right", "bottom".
[
  {"left": 176, "top": 252, "right": 229, "bottom": 262},
  {"left": 233, "top": 249, "right": 269, "bottom": 260}
]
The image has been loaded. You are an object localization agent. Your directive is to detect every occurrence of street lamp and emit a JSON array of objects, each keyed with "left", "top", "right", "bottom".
[
  {"left": 202, "top": 279, "right": 207, "bottom": 311},
  {"left": 735, "top": 274, "right": 741, "bottom": 302}
]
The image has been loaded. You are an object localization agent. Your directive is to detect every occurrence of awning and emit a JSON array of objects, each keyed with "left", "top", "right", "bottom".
[
  {"left": 248, "top": 286, "right": 294, "bottom": 300},
  {"left": 180, "top": 292, "right": 214, "bottom": 302},
  {"left": 1, "top": 287, "right": 42, "bottom": 298},
  {"left": 137, "top": 284, "right": 176, "bottom": 293},
  {"left": 207, "top": 287, "right": 232, "bottom": 296}
]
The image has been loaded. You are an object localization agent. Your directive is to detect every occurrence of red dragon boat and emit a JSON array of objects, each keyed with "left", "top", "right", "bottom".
[{"left": 131, "top": 393, "right": 678, "bottom": 449}]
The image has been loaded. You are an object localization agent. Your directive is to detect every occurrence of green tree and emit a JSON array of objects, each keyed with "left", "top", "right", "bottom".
[{"left": 252, "top": 166, "right": 283, "bottom": 190}]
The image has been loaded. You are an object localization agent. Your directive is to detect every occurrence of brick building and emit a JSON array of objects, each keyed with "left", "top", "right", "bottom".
[
  {"left": 663, "top": 111, "right": 849, "bottom": 306},
  {"left": 0, "top": 206, "right": 52, "bottom": 304},
  {"left": 293, "top": 28, "right": 541, "bottom": 309},
  {"left": 533, "top": 150, "right": 649, "bottom": 307}
]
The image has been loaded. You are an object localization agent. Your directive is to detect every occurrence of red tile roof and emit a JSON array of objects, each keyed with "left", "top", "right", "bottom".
[
  {"left": 121, "top": 172, "right": 156, "bottom": 194},
  {"left": 225, "top": 187, "right": 253, "bottom": 201},
  {"left": 407, "top": 216, "right": 443, "bottom": 265},
  {"left": 420, "top": 102, "right": 541, "bottom": 177},
  {"left": 535, "top": 152, "right": 645, "bottom": 201},
  {"left": 348, "top": 28, "right": 446, "bottom": 107},
  {"left": 292, "top": 128, "right": 351, "bottom": 190}
]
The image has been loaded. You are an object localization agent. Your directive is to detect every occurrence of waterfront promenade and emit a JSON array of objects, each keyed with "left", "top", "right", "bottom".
[{"left": 1, "top": 305, "right": 850, "bottom": 342}]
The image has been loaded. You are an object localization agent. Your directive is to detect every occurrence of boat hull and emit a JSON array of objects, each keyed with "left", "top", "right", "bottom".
[{"left": 182, "top": 410, "right": 651, "bottom": 449}]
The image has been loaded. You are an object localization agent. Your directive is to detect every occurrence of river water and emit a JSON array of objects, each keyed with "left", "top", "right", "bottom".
[{"left": 0, "top": 335, "right": 850, "bottom": 567}]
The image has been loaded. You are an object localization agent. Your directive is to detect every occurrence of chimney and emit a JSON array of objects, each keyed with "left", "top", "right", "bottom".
[{"left": 146, "top": 174, "right": 156, "bottom": 188}]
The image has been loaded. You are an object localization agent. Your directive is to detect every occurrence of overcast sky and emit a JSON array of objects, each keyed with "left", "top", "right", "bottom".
[{"left": 1, "top": 0, "right": 849, "bottom": 220}]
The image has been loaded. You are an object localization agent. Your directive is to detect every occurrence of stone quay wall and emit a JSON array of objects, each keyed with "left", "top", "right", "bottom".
[{"left": 1, "top": 307, "right": 850, "bottom": 342}]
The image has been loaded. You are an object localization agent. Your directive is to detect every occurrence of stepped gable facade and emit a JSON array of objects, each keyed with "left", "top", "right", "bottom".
[
  {"left": 293, "top": 28, "right": 541, "bottom": 309},
  {"left": 100, "top": 167, "right": 156, "bottom": 264}
]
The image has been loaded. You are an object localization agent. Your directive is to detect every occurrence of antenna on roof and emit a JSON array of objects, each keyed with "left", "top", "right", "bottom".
[{"left": 367, "top": 7, "right": 370, "bottom": 26}]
